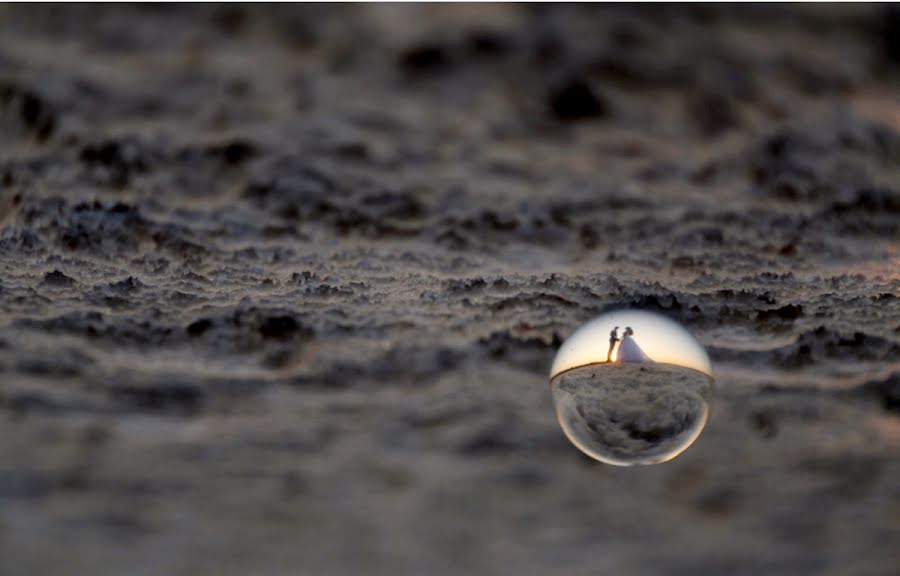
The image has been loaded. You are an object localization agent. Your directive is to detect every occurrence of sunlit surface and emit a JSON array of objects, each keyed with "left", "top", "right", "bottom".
[{"left": 550, "top": 310, "right": 715, "bottom": 466}]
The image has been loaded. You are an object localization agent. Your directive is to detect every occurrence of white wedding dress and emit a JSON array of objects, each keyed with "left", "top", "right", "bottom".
[{"left": 617, "top": 334, "right": 653, "bottom": 364}]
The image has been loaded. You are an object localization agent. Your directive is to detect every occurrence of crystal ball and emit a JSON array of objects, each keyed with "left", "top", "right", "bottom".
[{"left": 550, "top": 310, "right": 714, "bottom": 466}]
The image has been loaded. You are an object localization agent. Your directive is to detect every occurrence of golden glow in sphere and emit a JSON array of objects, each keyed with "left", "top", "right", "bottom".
[{"left": 550, "top": 310, "right": 714, "bottom": 466}]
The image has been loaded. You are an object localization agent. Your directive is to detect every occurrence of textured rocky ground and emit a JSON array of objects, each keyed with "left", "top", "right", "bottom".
[{"left": 0, "top": 4, "right": 898, "bottom": 575}]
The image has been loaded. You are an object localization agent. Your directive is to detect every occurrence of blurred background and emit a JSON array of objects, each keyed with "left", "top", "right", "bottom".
[{"left": 0, "top": 4, "right": 898, "bottom": 575}]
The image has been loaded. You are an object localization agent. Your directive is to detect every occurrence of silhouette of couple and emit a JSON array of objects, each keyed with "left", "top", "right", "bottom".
[{"left": 607, "top": 326, "right": 653, "bottom": 364}]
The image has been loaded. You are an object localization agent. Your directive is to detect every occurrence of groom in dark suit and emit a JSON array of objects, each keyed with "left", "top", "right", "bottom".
[{"left": 607, "top": 326, "right": 619, "bottom": 362}]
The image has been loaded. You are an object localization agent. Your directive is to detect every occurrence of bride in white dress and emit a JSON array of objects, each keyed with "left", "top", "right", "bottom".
[{"left": 616, "top": 327, "right": 654, "bottom": 364}]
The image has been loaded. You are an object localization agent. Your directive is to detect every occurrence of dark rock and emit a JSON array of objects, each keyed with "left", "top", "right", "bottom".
[
  {"left": 750, "top": 131, "right": 821, "bottom": 199},
  {"left": 16, "top": 312, "right": 173, "bottom": 347},
  {"left": 778, "top": 243, "right": 797, "bottom": 256},
  {"left": 106, "top": 277, "right": 144, "bottom": 294},
  {"left": 87, "top": 277, "right": 145, "bottom": 308},
  {"left": 757, "top": 304, "right": 803, "bottom": 322},
  {"left": 823, "top": 186, "right": 900, "bottom": 234},
  {"left": 110, "top": 381, "right": 205, "bottom": 415},
  {"left": 399, "top": 42, "right": 452, "bottom": 74},
  {"left": 209, "top": 139, "right": 257, "bottom": 165},
  {"left": 304, "top": 283, "right": 352, "bottom": 297},
  {"left": 446, "top": 278, "right": 487, "bottom": 293},
  {"left": 291, "top": 271, "right": 320, "bottom": 284},
  {"left": 334, "top": 141, "right": 369, "bottom": 160},
  {"left": 0, "top": 81, "right": 56, "bottom": 141},
  {"left": 42, "top": 270, "right": 76, "bottom": 287},
  {"left": 882, "top": 5, "right": 900, "bottom": 64},
  {"left": 579, "top": 223, "right": 599, "bottom": 249},
  {"left": 857, "top": 373, "right": 900, "bottom": 413},
  {"left": 80, "top": 139, "right": 149, "bottom": 183},
  {"left": 186, "top": 318, "right": 213, "bottom": 337},
  {"left": 549, "top": 77, "right": 607, "bottom": 121},
  {"left": 465, "top": 28, "right": 514, "bottom": 57},
  {"left": 243, "top": 167, "right": 338, "bottom": 221},
  {"left": 258, "top": 315, "right": 301, "bottom": 339},
  {"left": 19, "top": 91, "right": 56, "bottom": 140},
  {"left": 828, "top": 188, "right": 900, "bottom": 214}
]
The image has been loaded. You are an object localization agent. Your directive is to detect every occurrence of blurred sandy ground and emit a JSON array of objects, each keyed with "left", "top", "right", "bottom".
[{"left": 0, "top": 4, "right": 898, "bottom": 575}]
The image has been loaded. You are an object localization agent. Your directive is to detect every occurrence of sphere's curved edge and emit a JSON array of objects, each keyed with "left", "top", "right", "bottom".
[{"left": 553, "top": 408, "right": 636, "bottom": 467}]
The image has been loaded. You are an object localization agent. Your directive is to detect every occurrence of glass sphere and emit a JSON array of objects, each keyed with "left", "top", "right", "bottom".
[{"left": 550, "top": 310, "right": 714, "bottom": 466}]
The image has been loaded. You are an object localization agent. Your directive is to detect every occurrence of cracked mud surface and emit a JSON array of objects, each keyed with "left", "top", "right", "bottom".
[{"left": 0, "top": 5, "right": 898, "bottom": 576}]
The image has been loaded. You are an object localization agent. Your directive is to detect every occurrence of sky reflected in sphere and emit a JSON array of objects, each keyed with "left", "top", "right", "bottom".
[
  {"left": 550, "top": 310, "right": 712, "bottom": 378},
  {"left": 550, "top": 310, "right": 714, "bottom": 466}
]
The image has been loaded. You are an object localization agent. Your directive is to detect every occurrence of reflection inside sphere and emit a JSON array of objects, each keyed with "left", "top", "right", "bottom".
[{"left": 550, "top": 310, "right": 714, "bottom": 466}]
